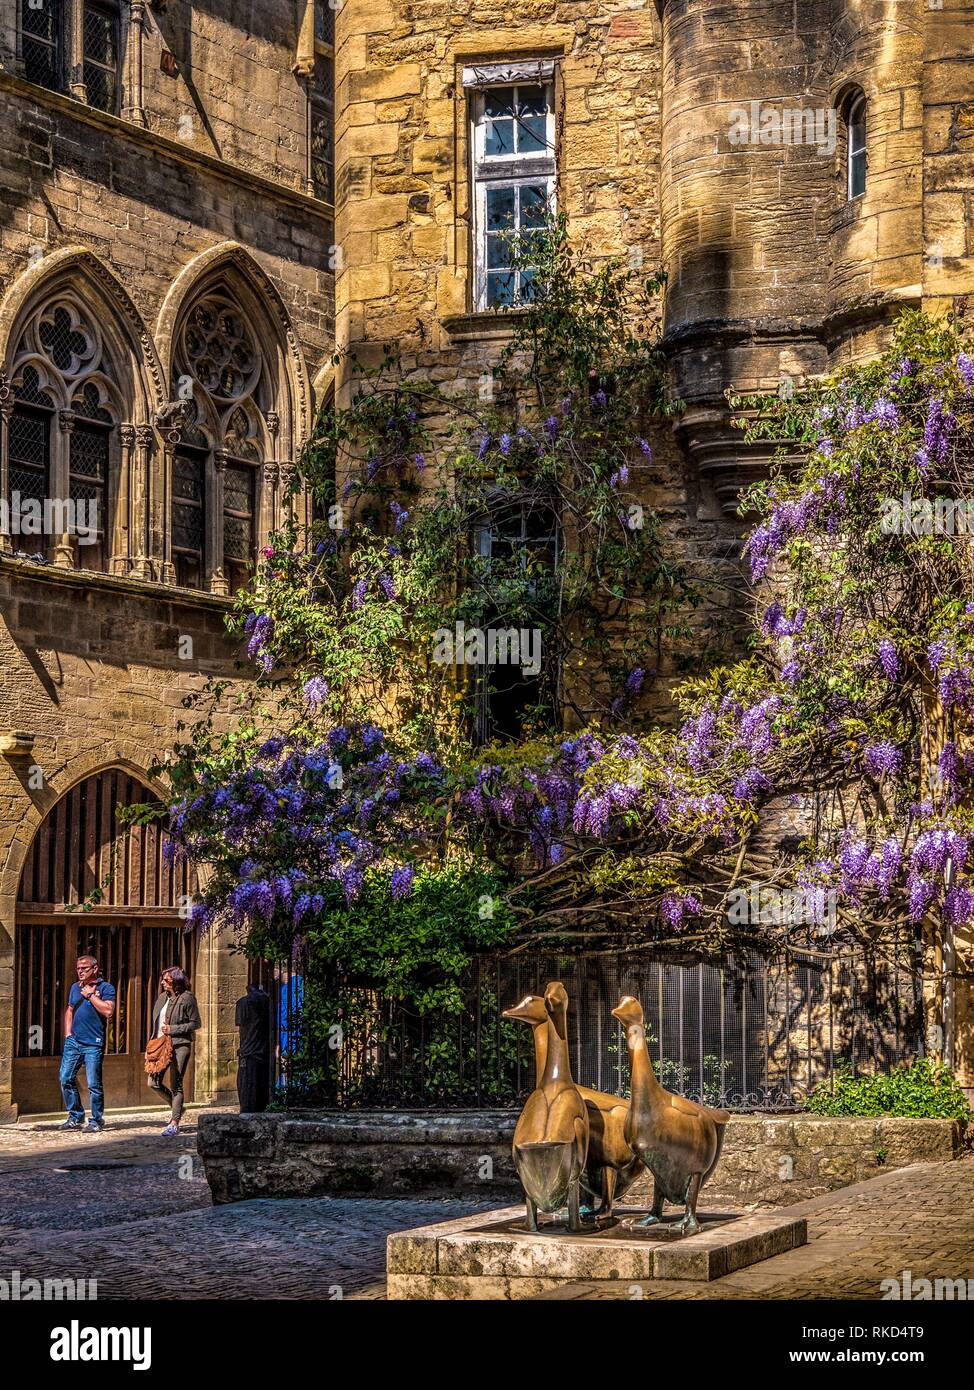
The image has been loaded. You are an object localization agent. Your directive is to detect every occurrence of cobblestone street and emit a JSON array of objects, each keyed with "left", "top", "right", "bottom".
[
  {"left": 1, "top": 1110, "right": 972, "bottom": 1301},
  {"left": 0, "top": 1110, "right": 494, "bottom": 1300}
]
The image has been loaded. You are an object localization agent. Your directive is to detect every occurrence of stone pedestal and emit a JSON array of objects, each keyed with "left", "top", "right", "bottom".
[{"left": 387, "top": 1204, "right": 807, "bottom": 1299}]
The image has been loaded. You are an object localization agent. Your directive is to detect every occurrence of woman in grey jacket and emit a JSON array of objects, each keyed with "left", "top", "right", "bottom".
[{"left": 149, "top": 967, "right": 201, "bottom": 1136}]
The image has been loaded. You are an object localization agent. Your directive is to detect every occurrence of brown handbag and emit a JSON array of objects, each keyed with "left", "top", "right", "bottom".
[{"left": 144, "top": 1033, "right": 173, "bottom": 1076}]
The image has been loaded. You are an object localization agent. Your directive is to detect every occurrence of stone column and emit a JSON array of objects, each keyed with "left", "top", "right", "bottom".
[
  {"left": 132, "top": 424, "right": 154, "bottom": 579},
  {"left": 0, "top": 372, "right": 12, "bottom": 554},
  {"left": 153, "top": 420, "right": 178, "bottom": 583},
  {"left": 123, "top": 1, "right": 147, "bottom": 127},
  {"left": 67, "top": 0, "right": 87, "bottom": 103},
  {"left": 264, "top": 410, "right": 280, "bottom": 535},
  {"left": 112, "top": 423, "right": 135, "bottom": 574},
  {"left": 207, "top": 449, "right": 229, "bottom": 595},
  {"left": 53, "top": 409, "right": 75, "bottom": 567}
]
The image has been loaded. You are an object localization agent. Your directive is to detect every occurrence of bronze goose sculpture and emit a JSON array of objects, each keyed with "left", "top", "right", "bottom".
[
  {"left": 612, "top": 994, "right": 730, "bottom": 1235},
  {"left": 503, "top": 991, "right": 640, "bottom": 1217},
  {"left": 508, "top": 981, "right": 590, "bottom": 1232}
]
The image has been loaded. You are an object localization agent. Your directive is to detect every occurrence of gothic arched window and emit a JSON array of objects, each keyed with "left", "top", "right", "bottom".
[
  {"left": 6, "top": 297, "right": 120, "bottom": 570},
  {"left": 171, "top": 290, "right": 271, "bottom": 595}
]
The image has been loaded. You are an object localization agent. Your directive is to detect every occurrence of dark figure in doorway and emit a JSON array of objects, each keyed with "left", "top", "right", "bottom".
[
  {"left": 59, "top": 955, "right": 117, "bottom": 1132},
  {"left": 148, "top": 967, "right": 201, "bottom": 1135},
  {"left": 236, "top": 983, "right": 271, "bottom": 1113}
]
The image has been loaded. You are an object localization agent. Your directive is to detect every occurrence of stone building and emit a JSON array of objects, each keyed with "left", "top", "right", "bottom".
[
  {"left": 0, "top": 0, "right": 335, "bottom": 1119},
  {"left": 328, "top": 0, "right": 974, "bottom": 1089},
  {"left": 2, "top": 0, "right": 973, "bottom": 1120}
]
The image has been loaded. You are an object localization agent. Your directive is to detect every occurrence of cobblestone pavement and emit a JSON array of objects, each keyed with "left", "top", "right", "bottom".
[
  {"left": 2, "top": 1112, "right": 972, "bottom": 1300},
  {"left": 0, "top": 1110, "right": 494, "bottom": 1300},
  {"left": 538, "top": 1158, "right": 974, "bottom": 1300}
]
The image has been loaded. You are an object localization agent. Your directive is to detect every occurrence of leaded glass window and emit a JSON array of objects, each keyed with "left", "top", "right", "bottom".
[
  {"left": 21, "top": 0, "right": 64, "bottom": 94},
  {"left": 172, "top": 447, "right": 206, "bottom": 590},
  {"left": 82, "top": 2, "right": 119, "bottom": 114},
  {"left": 223, "top": 461, "right": 255, "bottom": 595},
  {"left": 69, "top": 383, "right": 112, "bottom": 571},
  {"left": 310, "top": 54, "right": 334, "bottom": 203}
]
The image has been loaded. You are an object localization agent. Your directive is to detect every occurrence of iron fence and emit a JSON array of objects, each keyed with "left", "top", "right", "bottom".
[{"left": 320, "top": 940, "right": 922, "bottom": 1111}]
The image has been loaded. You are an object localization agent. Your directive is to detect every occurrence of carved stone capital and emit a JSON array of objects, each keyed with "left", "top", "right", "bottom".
[
  {"left": 58, "top": 409, "right": 76, "bottom": 434},
  {"left": 213, "top": 450, "right": 229, "bottom": 474},
  {"left": 0, "top": 371, "right": 13, "bottom": 419},
  {"left": 135, "top": 424, "right": 155, "bottom": 451},
  {"left": 119, "top": 424, "right": 136, "bottom": 449},
  {"left": 266, "top": 411, "right": 280, "bottom": 437}
]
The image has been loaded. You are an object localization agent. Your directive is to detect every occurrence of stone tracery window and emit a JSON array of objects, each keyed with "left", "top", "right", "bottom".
[
  {"left": 171, "top": 290, "right": 270, "bottom": 595},
  {"left": 4, "top": 296, "right": 119, "bottom": 570}
]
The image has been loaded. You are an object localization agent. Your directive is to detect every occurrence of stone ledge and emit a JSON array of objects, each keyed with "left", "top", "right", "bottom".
[
  {"left": 385, "top": 1204, "right": 808, "bottom": 1297},
  {"left": 196, "top": 1109, "right": 968, "bottom": 1205}
]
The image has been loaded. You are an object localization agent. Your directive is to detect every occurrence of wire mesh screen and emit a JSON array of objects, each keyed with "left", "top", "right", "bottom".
[{"left": 318, "top": 941, "right": 921, "bottom": 1111}]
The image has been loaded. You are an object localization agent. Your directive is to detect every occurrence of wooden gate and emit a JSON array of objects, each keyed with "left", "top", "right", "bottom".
[{"left": 13, "top": 769, "right": 198, "bottom": 1115}]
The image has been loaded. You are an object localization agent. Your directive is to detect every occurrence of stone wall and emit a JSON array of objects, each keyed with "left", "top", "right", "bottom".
[
  {"left": 197, "top": 1108, "right": 968, "bottom": 1206},
  {"left": 0, "top": 5, "right": 335, "bottom": 1119}
]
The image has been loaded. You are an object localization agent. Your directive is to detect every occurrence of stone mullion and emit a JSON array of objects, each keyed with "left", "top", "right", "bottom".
[
  {"left": 53, "top": 410, "right": 75, "bottom": 567},
  {"left": 208, "top": 450, "right": 229, "bottom": 595},
  {"left": 153, "top": 420, "right": 178, "bottom": 583},
  {"left": 68, "top": 0, "right": 88, "bottom": 104},
  {"left": 263, "top": 410, "right": 280, "bottom": 538},
  {"left": 132, "top": 424, "right": 154, "bottom": 579},
  {"left": 0, "top": 373, "right": 12, "bottom": 554},
  {"left": 123, "top": 1, "right": 147, "bottom": 127},
  {"left": 113, "top": 423, "right": 135, "bottom": 574}
]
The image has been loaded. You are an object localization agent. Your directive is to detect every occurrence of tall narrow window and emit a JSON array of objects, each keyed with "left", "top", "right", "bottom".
[
  {"left": 308, "top": 2, "right": 334, "bottom": 203},
  {"left": 82, "top": 1, "right": 120, "bottom": 114},
  {"left": 8, "top": 369, "right": 54, "bottom": 558},
  {"left": 21, "top": 0, "right": 65, "bottom": 93},
  {"left": 172, "top": 446, "right": 206, "bottom": 589},
  {"left": 69, "top": 382, "right": 112, "bottom": 571},
  {"left": 472, "top": 498, "right": 559, "bottom": 745},
  {"left": 466, "top": 68, "right": 556, "bottom": 311},
  {"left": 844, "top": 91, "right": 867, "bottom": 200}
]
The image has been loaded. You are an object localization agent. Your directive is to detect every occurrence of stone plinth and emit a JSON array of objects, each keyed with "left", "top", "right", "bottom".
[{"left": 386, "top": 1205, "right": 808, "bottom": 1299}]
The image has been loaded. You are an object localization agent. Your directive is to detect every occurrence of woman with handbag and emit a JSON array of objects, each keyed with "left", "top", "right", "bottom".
[{"left": 145, "top": 967, "right": 201, "bottom": 1136}]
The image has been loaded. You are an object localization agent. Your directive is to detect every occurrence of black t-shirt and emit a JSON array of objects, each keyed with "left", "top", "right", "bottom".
[{"left": 235, "top": 987, "right": 270, "bottom": 1059}]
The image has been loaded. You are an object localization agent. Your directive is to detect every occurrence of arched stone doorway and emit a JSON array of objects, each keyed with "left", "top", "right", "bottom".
[{"left": 12, "top": 768, "right": 198, "bottom": 1115}]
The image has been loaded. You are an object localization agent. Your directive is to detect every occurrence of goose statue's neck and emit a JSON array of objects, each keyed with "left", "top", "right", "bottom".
[
  {"left": 627, "top": 1023, "right": 664, "bottom": 1112},
  {"left": 531, "top": 1021, "right": 548, "bottom": 1084},
  {"left": 542, "top": 1013, "right": 572, "bottom": 1087}
]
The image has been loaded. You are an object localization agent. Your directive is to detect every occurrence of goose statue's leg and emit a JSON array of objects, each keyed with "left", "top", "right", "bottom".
[
  {"left": 632, "top": 1179, "right": 665, "bottom": 1228},
  {"left": 676, "top": 1173, "right": 701, "bottom": 1236},
  {"left": 524, "top": 1195, "right": 539, "bottom": 1232},
  {"left": 568, "top": 1178, "right": 585, "bottom": 1233},
  {"left": 599, "top": 1165, "right": 617, "bottom": 1217}
]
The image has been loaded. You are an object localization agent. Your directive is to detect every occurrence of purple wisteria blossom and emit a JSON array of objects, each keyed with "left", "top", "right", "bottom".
[
  {"left": 303, "top": 676, "right": 329, "bottom": 706},
  {"left": 863, "top": 741, "right": 903, "bottom": 779},
  {"left": 391, "top": 864, "right": 415, "bottom": 900},
  {"left": 878, "top": 638, "right": 899, "bottom": 681}
]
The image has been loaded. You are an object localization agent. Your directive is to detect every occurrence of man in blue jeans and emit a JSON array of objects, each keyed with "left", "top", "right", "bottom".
[{"left": 59, "top": 955, "right": 116, "bottom": 1133}]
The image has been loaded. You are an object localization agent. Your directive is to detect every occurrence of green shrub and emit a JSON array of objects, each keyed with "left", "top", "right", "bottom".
[{"left": 804, "top": 1059, "right": 973, "bottom": 1121}]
